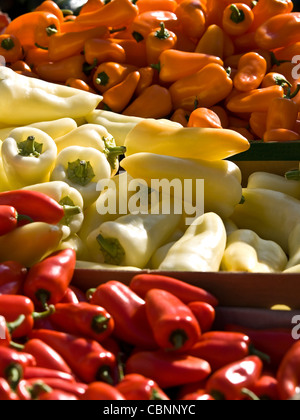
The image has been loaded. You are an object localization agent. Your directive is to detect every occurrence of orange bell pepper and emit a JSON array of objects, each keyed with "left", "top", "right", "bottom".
[
  {"left": 137, "top": 0, "right": 178, "bottom": 13},
  {"left": 4, "top": 11, "right": 61, "bottom": 51},
  {"left": 123, "top": 84, "right": 173, "bottom": 118},
  {"left": 102, "top": 70, "right": 141, "bottom": 113},
  {"left": 187, "top": 107, "right": 222, "bottom": 128},
  {"left": 250, "top": 0, "right": 294, "bottom": 32},
  {"left": 145, "top": 22, "right": 177, "bottom": 65},
  {"left": 210, "top": 105, "right": 230, "bottom": 128},
  {"left": 169, "top": 63, "right": 233, "bottom": 111},
  {"left": 79, "top": 0, "right": 104, "bottom": 15},
  {"left": 233, "top": 52, "right": 267, "bottom": 92},
  {"left": 255, "top": 13, "right": 300, "bottom": 50},
  {"left": 170, "top": 108, "right": 191, "bottom": 127},
  {"left": 195, "top": 24, "right": 225, "bottom": 59},
  {"left": 226, "top": 85, "right": 284, "bottom": 113},
  {"left": 35, "top": 54, "right": 88, "bottom": 83},
  {"left": 261, "top": 72, "right": 292, "bottom": 90},
  {"left": 111, "top": 38, "right": 148, "bottom": 67},
  {"left": 175, "top": 0, "right": 206, "bottom": 39},
  {"left": 84, "top": 38, "right": 126, "bottom": 66},
  {"left": 222, "top": 3, "right": 254, "bottom": 37},
  {"left": 76, "top": 0, "right": 139, "bottom": 28},
  {"left": 130, "top": 11, "right": 179, "bottom": 42},
  {"left": 135, "top": 66, "right": 155, "bottom": 96},
  {"left": 66, "top": 78, "right": 96, "bottom": 93},
  {"left": 92, "top": 62, "right": 137, "bottom": 93},
  {"left": 24, "top": 46, "right": 50, "bottom": 70},
  {"left": 264, "top": 129, "right": 300, "bottom": 142},
  {"left": 154, "top": 49, "right": 224, "bottom": 83},
  {"left": 35, "top": 0, "right": 65, "bottom": 22},
  {"left": 249, "top": 112, "right": 267, "bottom": 139},
  {"left": 47, "top": 25, "right": 109, "bottom": 62},
  {"left": 0, "top": 34, "right": 23, "bottom": 64},
  {"left": 206, "top": 0, "right": 253, "bottom": 27}
]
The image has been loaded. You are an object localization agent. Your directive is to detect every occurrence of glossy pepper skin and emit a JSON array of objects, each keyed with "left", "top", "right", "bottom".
[
  {"left": 222, "top": 3, "right": 254, "bottom": 36},
  {"left": 29, "top": 329, "right": 117, "bottom": 385},
  {"left": 145, "top": 22, "right": 177, "bottom": 66},
  {"left": 23, "top": 248, "right": 76, "bottom": 310},
  {"left": 89, "top": 281, "right": 157, "bottom": 349},
  {"left": 0, "top": 34, "right": 23, "bottom": 64},
  {"left": 145, "top": 288, "right": 201, "bottom": 352},
  {"left": 0, "top": 206, "right": 18, "bottom": 236},
  {"left": 205, "top": 356, "right": 263, "bottom": 400},
  {"left": 0, "top": 346, "right": 36, "bottom": 390},
  {"left": 277, "top": 341, "right": 300, "bottom": 400},
  {"left": 116, "top": 373, "right": 170, "bottom": 400},
  {"left": 130, "top": 273, "right": 219, "bottom": 307},
  {"left": 80, "top": 382, "right": 125, "bottom": 400},
  {"left": 233, "top": 52, "right": 267, "bottom": 92},
  {"left": 0, "top": 377, "right": 19, "bottom": 400},
  {"left": 187, "top": 301, "right": 216, "bottom": 333},
  {"left": 49, "top": 302, "right": 115, "bottom": 342}
]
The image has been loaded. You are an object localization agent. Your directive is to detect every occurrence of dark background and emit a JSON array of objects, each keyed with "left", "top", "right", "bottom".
[{"left": 1, "top": 0, "right": 300, "bottom": 19}]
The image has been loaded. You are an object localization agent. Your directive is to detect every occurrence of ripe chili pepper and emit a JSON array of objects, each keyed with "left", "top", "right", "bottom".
[
  {"left": 233, "top": 52, "right": 267, "bottom": 92},
  {"left": 137, "top": 0, "right": 178, "bottom": 14},
  {"left": 47, "top": 25, "right": 109, "bottom": 62},
  {"left": 210, "top": 105, "right": 230, "bottom": 128},
  {"left": 226, "top": 85, "right": 284, "bottom": 113},
  {"left": 4, "top": 11, "right": 61, "bottom": 51},
  {"left": 180, "top": 389, "right": 215, "bottom": 400},
  {"left": 261, "top": 72, "right": 292, "bottom": 90},
  {"left": 88, "top": 280, "right": 157, "bottom": 349},
  {"left": 9, "top": 60, "right": 32, "bottom": 73},
  {"left": 23, "top": 366, "right": 75, "bottom": 382},
  {"left": 129, "top": 273, "right": 219, "bottom": 306},
  {"left": 59, "top": 287, "right": 80, "bottom": 304},
  {"left": 80, "top": 382, "right": 125, "bottom": 400},
  {"left": 175, "top": 0, "right": 206, "bottom": 39},
  {"left": 69, "top": 285, "right": 88, "bottom": 303},
  {"left": 0, "top": 346, "right": 36, "bottom": 390},
  {"left": 187, "top": 301, "right": 216, "bottom": 333},
  {"left": 110, "top": 38, "right": 148, "bottom": 67},
  {"left": 116, "top": 373, "right": 170, "bottom": 400},
  {"left": 65, "top": 77, "right": 96, "bottom": 93},
  {"left": 264, "top": 128, "right": 300, "bottom": 142},
  {"left": 49, "top": 302, "right": 114, "bottom": 342},
  {"left": 0, "top": 295, "right": 54, "bottom": 339},
  {"left": 206, "top": 356, "right": 263, "bottom": 400},
  {"left": 130, "top": 10, "right": 179, "bottom": 42},
  {"left": 274, "top": 42, "right": 300, "bottom": 62},
  {"left": 123, "top": 84, "right": 173, "bottom": 118},
  {"left": 250, "top": 0, "right": 294, "bottom": 32},
  {"left": 0, "top": 206, "right": 18, "bottom": 236},
  {"left": 222, "top": 3, "right": 254, "bottom": 36},
  {"left": 225, "top": 324, "right": 296, "bottom": 369},
  {"left": 17, "top": 377, "right": 87, "bottom": 399},
  {"left": 39, "top": 389, "right": 79, "bottom": 400},
  {"left": 135, "top": 66, "right": 154, "bottom": 96},
  {"left": 92, "top": 62, "right": 137, "bottom": 93},
  {"left": 35, "top": 54, "right": 88, "bottom": 84},
  {"left": 0, "top": 377, "right": 19, "bottom": 400},
  {"left": 0, "top": 34, "right": 23, "bottom": 64},
  {"left": 29, "top": 329, "right": 116, "bottom": 384},
  {"left": 79, "top": 0, "right": 104, "bottom": 15},
  {"left": 24, "top": 339, "right": 72, "bottom": 374},
  {"left": 169, "top": 63, "right": 233, "bottom": 111},
  {"left": 35, "top": 0, "right": 65, "bottom": 23},
  {"left": 23, "top": 248, "right": 76, "bottom": 310},
  {"left": 126, "top": 350, "right": 211, "bottom": 389},
  {"left": 187, "top": 107, "right": 222, "bottom": 129},
  {"left": 277, "top": 341, "right": 300, "bottom": 400},
  {"left": 0, "top": 190, "right": 65, "bottom": 225},
  {"left": 170, "top": 108, "right": 190, "bottom": 127},
  {"left": 195, "top": 24, "right": 225, "bottom": 58},
  {"left": 84, "top": 38, "right": 126, "bottom": 67},
  {"left": 145, "top": 288, "right": 201, "bottom": 352},
  {"left": 76, "top": 0, "right": 139, "bottom": 28},
  {"left": 0, "top": 261, "right": 27, "bottom": 295},
  {"left": 102, "top": 70, "right": 141, "bottom": 113},
  {"left": 145, "top": 22, "right": 177, "bottom": 66},
  {"left": 249, "top": 111, "right": 267, "bottom": 139},
  {"left": 25, "top": 46, "right": 50, "bottom": 70},
  {"left": 255, "top": 12, "right": 300, "bottom": 50},
  {"left": 247, "top": 374, "right": 280, "bottom": 401}
]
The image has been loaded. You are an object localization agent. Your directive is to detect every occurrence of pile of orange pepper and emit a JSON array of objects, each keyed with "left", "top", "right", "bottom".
[{"left": 0, "top": 0, "right": 300, "bottom": 142}]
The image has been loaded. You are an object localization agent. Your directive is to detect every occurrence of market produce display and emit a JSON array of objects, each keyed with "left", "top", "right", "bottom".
[{"left": 0, "top": 0, "right": 300, "bottom": 402}]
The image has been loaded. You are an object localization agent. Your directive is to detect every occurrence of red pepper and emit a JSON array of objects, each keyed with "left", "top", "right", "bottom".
[
  {"left": 24, "top": 338, "right": 72, "bottom": 374},
  {"left": 129, "top": 274, "right": 219, "bottom": 306},
  {"left": 205, "top": 356, "right": 263, "bottom": 400},
  {"left": 277, "top": 341, "right": 300, "bottom": 400},
  {"left": 125, "top": 350, "right": 211, "bottom": 389},
  {"left": 0, "top": 295, "right": 54, "bottom": 339},
  {"left": 0, "top": 190, "right": 65, "bottom": 225},
  {"left": 247, "top": 374, "right": 280, "bottom": 401},
  {"left": 225, "top": 324, "right": 296, "bottom": 369},
  {"left": 23, "top": 249, "right": 76, "bottom": 310},
  {"left": 0, "top": 261, "right": 27, "bottom": 295},
  {"left": 88, "top": 281, "right": 157, "bottom": 349},
  {"left": 59, "top": 287, "right": 79, "bottom": 304},
  {"left": 0, "top": 377, "right": 19, "bottom": 400},
  {"left": 187, "top": 301, "right": 216, "bottom": 333},
  {"left": 23, "top": 366, "right": 75, "bottom": 382},
  {"left": 180, "top": 390, "right": 215, "bottom": 400},
  {"left": 29, "top": 329, "right": 117, "bottom": 384},
  {"left": 38, "top": 389, "right": 79, "bottom": 400},
  {"left": 17, "top": 378, "right": 87, "bottom": 400},
  {"left": 80, "top": 382, "right": 125, "bottom": 400},
  {"left": 0, "top": 315, "right": 11, "bottom": 347},
  {"left": 49, "top": 302, "right": 114, "bottom": 342},
  {"left": 0, "top": 205, "right": 18, "bottom": 236},
  {"left": 116, "top": 373, "right": 170, "bottom": 400},
  {"left": 69, "top": 285, "right": 87, "bottom": 302},
  {"left": 0, "top": 346, "right": 36, "bottom": 389},
  {"left": 145, "top": 288, "right": 201, "bottom": 352}
]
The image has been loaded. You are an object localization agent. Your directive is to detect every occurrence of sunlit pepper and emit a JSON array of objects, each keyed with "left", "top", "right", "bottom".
[
  {"left": 84, "top": 38, "right": 126, "bottom": 66},
  {"left": 222, "top": 3, "right": 254, "bottom": 36},
  {"left": 195, "top": 24, "right": 225, "bottom": 58},
  {"left": 187, "top": 107, "right": 222, "bottom": 128},
  {"left": 145, "top": 22, "right": 177, "bottom": 65},
  {"left": 35, "top": 54, "right": 88, "bottom": 84},
  {"left": 175, "top": 0, "right": 206, "bottom": 39},
  {"left": 233, "top": 52, "right": 267, "bottom": 92},
  {"left": 129, "top": 10, "right": 179, "bottom": 42},
  {"left": 251, "top": 0, "right": 294, "bottom": 32},
  {"left": 92, "top": 62, "right": 137, "bottom": 94},
  {"left": 226, "top": 85, "right": 284, "bottom": 113},
  {"left": 0, "top": 34, "right": 23, "bottom": 63}
]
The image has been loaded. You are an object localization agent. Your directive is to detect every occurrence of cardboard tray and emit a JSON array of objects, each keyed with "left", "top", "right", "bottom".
[{"left": 72, "top": 267, "right": 300, "bottom": 310}]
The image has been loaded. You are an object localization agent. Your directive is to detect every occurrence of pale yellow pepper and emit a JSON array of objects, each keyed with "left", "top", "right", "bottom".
[{"left": 247, "top": 172, "right": 300, "bottom": 200}]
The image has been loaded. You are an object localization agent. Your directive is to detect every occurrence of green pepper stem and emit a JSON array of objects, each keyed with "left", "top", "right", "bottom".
[
  {"left": 96, "top": 234, "right": 125, "bottom": 266},
  {"left": 32, "top": 304, "right": 55, "bottom": 320},
  {"left": 46, "top": 24, "right": 58, "bottom": 37},
  {"left": 1, "top": 37, "right": 15, "bottom": 51},
  {"left": 248, "top": 344, "right": 271, "bottom": 364},
  {"left": 5, "top": 363, "right": 23, "bottom": 390},
  {"left": 35, "top": 289, "right": 51, "bottom": 311},
  {"left": 274, "top": 75, "right": 292, "bottom": 88},
  {"left": 169, "top": 329, "right": 188, "bottom": 350},
  {"left": 285, "top": 84, "right": 300, "bottom": 100},
  {"left": 285, "top": 169, "right": 300, "bottom": 180},
  {"left": 155, "top": 22, "right": 170, "bottom": 40},
  {"left": 6, "top": 314, "right": 26, "bottom": 334},
  {"left": 230, "top": 4, "right": 245, "bottom": 23},
  {"left": 67, "top": 159, "right": 96, "bottom": 187},
  {"left": 151, "top": 389, "right": 169, "bottom": 400},
  {"left": 241, "top": 388, "right": 260, "bottom": 401},
  {"left": 150, "top": 62, "right": 161, "bottom": 72},
  {"left": 86, "top": 288, "right": 96, "bottom": 301},
  {"left": 17, "top": 135, "right": 43, "bottom": 158},
  {"left": 30, "top": 381, "right": 53, "bottom": 400},
  {"left": 63, "top": 205, "right": 82, "bottom": 217},
  {"left": 132, "top": 31, "right": 144, "bottom": 42},
  {"left": 91, "top": 314, "right": 111, "bottom": 333},
  {"left": 96, "top": 366, "right": 114, "bottom": 385},
  {"left": 95, "top": 71, "right": 109, "bottom": 86}
]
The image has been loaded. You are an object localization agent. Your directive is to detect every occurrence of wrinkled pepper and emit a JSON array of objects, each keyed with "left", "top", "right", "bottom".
[{"left": 233, "top": 52, "right": 267, "bottom": 92}]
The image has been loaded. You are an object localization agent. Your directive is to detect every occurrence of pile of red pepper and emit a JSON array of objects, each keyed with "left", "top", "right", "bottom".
[{"left": 0, "top": 260, "right": 299, "bottom": 400}]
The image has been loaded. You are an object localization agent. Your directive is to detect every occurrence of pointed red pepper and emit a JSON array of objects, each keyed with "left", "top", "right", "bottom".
[
  {"left": 116, "top": 373, "right": 170, "bottom": 400},
  {"left": 0, "top": 377, "right": 19, "bottom": 400},
  {"left": 0, "top": 346, "right": 36, "bottom": 390},
  {"left": 145, "top": 288, "right": 201, "bottom": 352},
  {"left": 23, "top": 248, "right": 76, "bottom": 310},
  {"left": 80, "top": 382, "right": 125, "bottom": 400},
  {"left": 129, "top": 273, "right": 219, "bottom": 306},
  {"left": 0, "top": 261, "right": 27, "bottom": 295},
  {"left": 187, "top": 301, "right": 216, "bottom": 333},
  {"left": 277, "top": 340, "right": 300, "bottom": 400}
]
